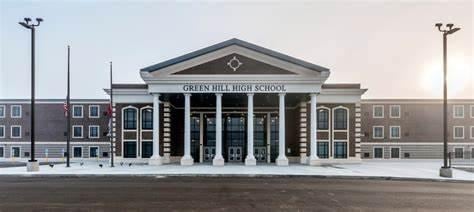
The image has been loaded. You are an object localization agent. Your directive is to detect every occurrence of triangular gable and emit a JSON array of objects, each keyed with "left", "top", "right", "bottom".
[{"left": 173, "top": 53, "right": 296, "bottom": 75}]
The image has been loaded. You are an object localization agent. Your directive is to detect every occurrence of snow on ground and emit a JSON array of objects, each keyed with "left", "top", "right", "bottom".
[{"left": 0, "top": 159, "right": 473, "bottom": 181}]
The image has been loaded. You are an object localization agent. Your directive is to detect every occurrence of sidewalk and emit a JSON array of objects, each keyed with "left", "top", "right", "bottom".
[{"left": 1, "top": 159, "right": 473, "bottom": 182}]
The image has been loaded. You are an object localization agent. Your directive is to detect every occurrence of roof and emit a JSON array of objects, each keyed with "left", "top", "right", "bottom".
[
  {"left": 322, "top": 84, "right": 361, "bottom": 89},
  {"left": 111, "top": 84, "right": 148, "bottom": 89},
  {"left": 140, "top": 38, "right": 330, "bottom": 73}
]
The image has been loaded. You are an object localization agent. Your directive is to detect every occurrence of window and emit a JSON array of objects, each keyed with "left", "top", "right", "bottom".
[
  {"left": 11, "top": 126, "right": 21, "bottom": 138},
  {"left": 0, "top": 105, "right": 5, "bottom": 118},
  {"left": 334, "top": 108, "right": 347, "bottom": 130},
  {"left": 317, "top": 142, "right": 329, "bottom": 158},
  {"left": 454, "top": 148, "right": 463, "bottom": 159},
  {"left": 142, "top": 142, "right": 153, "bottom": 158},
  {"left": 89, "top": 125, "right": 99, "bottom": 138},
  {"left": 123, "top": 141, "right": 137, "bottom": 158},
  {"left": 123, "top": 108, "right": 137, "bottom": 130},
  {"left": 391, "top": 148, "right": 400, "bottom": 159},
  {"left": 471, "top": 126, "right": 474, "bottom": 139},
  {"left": 390, "top": 105, "right": 400, "bottom": 118},
  {"left": 141, "top": 108, "right": 153, "bottom": 130},
  {"left": 11, "top": 147, "right": 21, "bottom": 158},
  {"left": 453, "top": 126, "right": 464, "bottom": 139},
  {"left": 89, "top": 147, "right": 99, "bottom": 158},
  {"left": 72, "top": 125, "right": 83, "bottom": 138},
  {"left": 373, "top": 105, "right": 384, "bottom": 118},
  {"left": 11, "top": 105, "right": 21, "bottom": 118},
  {"left": 453, "top": 105, "right": 464, "bottom": 118},
  {"left": 73, "top": 105, "right": 83, "bottom": 118},
  {"left": 0, "top": 125, "right": 4, "bottom": 138},
  {"left": 374, "top": 147, "right": 383, "bottom": 159},
  {"left": 390, "top": 126, "right": 401, "bottom": 139},
  {"left": 334, "top": 142, "right": 347, "bottom": 158},
  {"left": 373, "top": 126, "right": 384, "bottom": 139},
  {"left": 89, "top": 105, "right": 100, "bottom": 118},
  {"left": 317, "top": 109, "right": 329, "bottom": 130},
  {"left": 0, "top": 147, "right": 4, "bottom": 157},
  {"left": 73, "top": 147, "right": 82, "bottom": 158},
  {"left": 471, "top": 105, "right": 474, "bottom": 118}
]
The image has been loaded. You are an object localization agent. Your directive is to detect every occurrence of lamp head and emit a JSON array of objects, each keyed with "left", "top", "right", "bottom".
[
  {"left": 36, "top": 18, "right": 43, "bottom": 22},
  {"left": 446, "top": 23, "right": 454, "bottom": 29},
  {"left": 24, "top": 17, "right": 31, "bottom": 23},
  {"left": 435, "top": 23, "right": 443, "bottom": 28},
  {"left": 447, "top": 27, "right": 461, "bottom": 35}
]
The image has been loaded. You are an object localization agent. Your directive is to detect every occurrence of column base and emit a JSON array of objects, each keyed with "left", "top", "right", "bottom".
[
  {"left": 439, "top": 167, "right": 453, "bottom": 178},
  {"left": 148, "top": 155, "right": 163, "bottom": 166},
  {"left": 213, "top": 155, "right": 225, "bottom": 166},
  {"left": 180, "top": 155, "right": 194, "bottom": 166},
  {"left": 163, "top": 153, "right": 171, "bottom": 164},
  {"left": 245, "top": 156, "right": 256, "bottom": 166},
  {"left": 27, "top": 161, "right": 39, "bottom": 172},
  {"left": 276, "top": 157, "right": 289, "bottom": 166},
  {"left": 308, "top": 156, "right": 321, "bottom": 166},
  {"left": 299, "top": 155, "right": 308, "bottom": 164}
]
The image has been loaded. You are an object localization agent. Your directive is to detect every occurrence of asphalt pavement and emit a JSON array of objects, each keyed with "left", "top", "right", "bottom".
[{"left": 0, "top": 176, "right": 472, "bottom": 211}]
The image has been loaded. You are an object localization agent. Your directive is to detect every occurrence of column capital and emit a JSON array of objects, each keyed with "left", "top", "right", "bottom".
[
  {"left": 278, "top": 93, "right": 286, "bottom": 97},
  {"left": 247, "top": 93, "right": 254, "bottom": 96},
  {"left": 184, "top": 93, "right": 192, "bottom": 97},
  {"left": 151, "top": 93, "right": 160, "bottom": 97},
  {"left": 215, "top": 93, "right": 223, "bottom": 97},
  {"left": 310, "top": 93, "right": 320, "bottom": 97}
]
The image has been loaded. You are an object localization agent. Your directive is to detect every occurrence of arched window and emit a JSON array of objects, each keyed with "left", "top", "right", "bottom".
[
  {"left": 317, "top": 109, "right": 329, "bottom": 130},
  {"left": 123, "top": 108, "right": 137, "bottom": 130},
  {"left": 141, "top": 108, "right": 153, "bottom": 130},
  {"left": 334, "top": 108, "right": 348, "bottom": 130}
]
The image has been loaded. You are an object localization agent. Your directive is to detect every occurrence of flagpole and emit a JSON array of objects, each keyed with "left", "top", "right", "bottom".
[
  {"left": 66, "top": 45, "right": 71, "bottom": 167},
  {"left": 110, "top": 61, "right": 114, "bottom": 167}
]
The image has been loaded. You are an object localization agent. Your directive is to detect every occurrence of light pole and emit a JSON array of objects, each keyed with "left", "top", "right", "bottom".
[
  {"left": 435, "top": 23, "right": 461, "bottom": 178},
  {"left": 19, "top": 17, "right": 43, "bottom": 172}
]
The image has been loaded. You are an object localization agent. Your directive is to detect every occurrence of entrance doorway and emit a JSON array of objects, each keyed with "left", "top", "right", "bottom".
[{"left": 224, "top": 116, "right": 246, "bottom": 162}]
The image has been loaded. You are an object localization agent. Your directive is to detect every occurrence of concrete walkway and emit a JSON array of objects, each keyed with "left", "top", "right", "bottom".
[{"left": 1, "top": 159, "right": 473, "bottom": 181}]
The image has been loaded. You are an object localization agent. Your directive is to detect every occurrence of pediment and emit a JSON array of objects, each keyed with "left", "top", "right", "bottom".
[{"left": 173, "top": 53, "right": 296, "bottom": 75}]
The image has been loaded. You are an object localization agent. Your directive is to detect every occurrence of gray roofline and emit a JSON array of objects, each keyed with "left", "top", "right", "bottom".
[
  {"left": 0, "top": 99, "right": 109, "bottom": 102},
  {"left": 140, "top": 38, "right": 330, "bottom": 73}
]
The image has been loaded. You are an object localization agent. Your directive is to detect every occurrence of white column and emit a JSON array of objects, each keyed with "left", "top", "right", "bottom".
[
  {"left": 245, "top": 93, "right": 256, "bottom": 166},
  {"left": 213, "top": 93, "right": 225, "bottom": 166},
  {"left": 276, "top": 93, "right": 289, "bottom": 166},
  {"left": 180, "top": 93, "right": 194, "bottom": 165},
  {"left": 149, "top": 94, "right": 163, "bottom": 165},
  {"left": 308, "top": 93, "right": 320, "bottom": 165}
]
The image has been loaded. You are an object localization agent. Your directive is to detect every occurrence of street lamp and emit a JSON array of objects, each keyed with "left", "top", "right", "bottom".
[
  {"left": 19, "top": 17, "right": 43, "bottom": 172},
  {"left": 435, "top": 23, "right": 461, "bottom": 178}
]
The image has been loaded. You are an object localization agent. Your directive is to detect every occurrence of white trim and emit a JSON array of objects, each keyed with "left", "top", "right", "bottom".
[
  {"left": 0, "top": 105, "right": 5, "bottom": 118},
  {"left": 373, "top": 146, "right": 384, "bottom": 159},
  {"left": 72, "top": 146, "right": 83, "bottom": 158},
  {"left": 372, "top": 105, "right": 384, "bottom": 118},
  {"left": 453, "top": 105, "right": 464, "bottom": 118},
  {"left": 10, "top": 125, "right": 21, "bottom": 138},
  {"left": 372, "top": 126, "right": 384, "bottom": 139},
  {"left": 72, "top": 105, "right": 84, "bottom": 118},
  {"left": 470, "top": 105, "right": 474, "bottom": 118},
  {"left": 331, "top": 106, "right": 349, "bottom": 158},
  {"left": 10, "top": 146, "right": 21, "bottom": 158},
  {"left": 72, "top": 125, "right": 83, "bottom": 138},
  {"left": 88, "top": 105, "right": 100, "bottom": 118},
  {"left": 361, "top": 142, "right": 474, "bottom": 145},
  {"left": 121, "top": 106, "right": 139, "bottom": 158},
  {"left": 453, "top": 126, "right": 464, "bottom": 139},
  {"left": 389, "top": 105, "right": 401, "bottom": 118},
  {"left": 0, "top": 141, "right": 111, "bottom": 145},
  {"left": 89, "top": 146, "right": 100, "bottom": 158},
  {"left": 88, "top": 125, "right": 100, "bottom": 139},
  {"left": 0, "top": 125, "right": 4, "bottom": 138},
  {"left": 10, "top": 105, "right": 22, "bottom": 118},
  {"left": 389, "top": 126, "right": 401, "bottom": 139},
  {"left": 390, "top": 147, "right": 401, "bottom": 159},
  {"left": 470, "top": 126, "right": 474, "bottom": 140}
]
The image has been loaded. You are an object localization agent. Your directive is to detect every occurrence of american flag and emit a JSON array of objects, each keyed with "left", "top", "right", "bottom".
[
  {"left": 105, "top": 104, "right": 113, "bottom": 136},
  {"left": 63, "top": 101, "right": 69, "bottom": 117}
]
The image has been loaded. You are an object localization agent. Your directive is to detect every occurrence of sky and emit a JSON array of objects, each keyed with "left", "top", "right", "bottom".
[{"left": 0, "top": 0, "right": 473, "bottom": 99}]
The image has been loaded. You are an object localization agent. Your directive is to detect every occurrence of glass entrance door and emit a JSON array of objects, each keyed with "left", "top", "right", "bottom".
[{"left": 224, "top": 116, "right": 246, "bottom": 162}]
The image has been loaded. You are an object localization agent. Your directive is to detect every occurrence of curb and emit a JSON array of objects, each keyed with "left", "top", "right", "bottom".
[{"left": 6, "top": 173, "right": 472, "bottom": 183}]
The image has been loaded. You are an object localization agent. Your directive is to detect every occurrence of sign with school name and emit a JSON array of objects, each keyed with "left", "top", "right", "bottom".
[{"left": 182, "top": 84, "right": 287, "bottom": 92}]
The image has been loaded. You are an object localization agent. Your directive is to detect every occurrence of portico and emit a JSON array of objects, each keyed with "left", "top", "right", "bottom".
[{"left": 110, "top": 38, "right": 366, "bottom": 166}]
